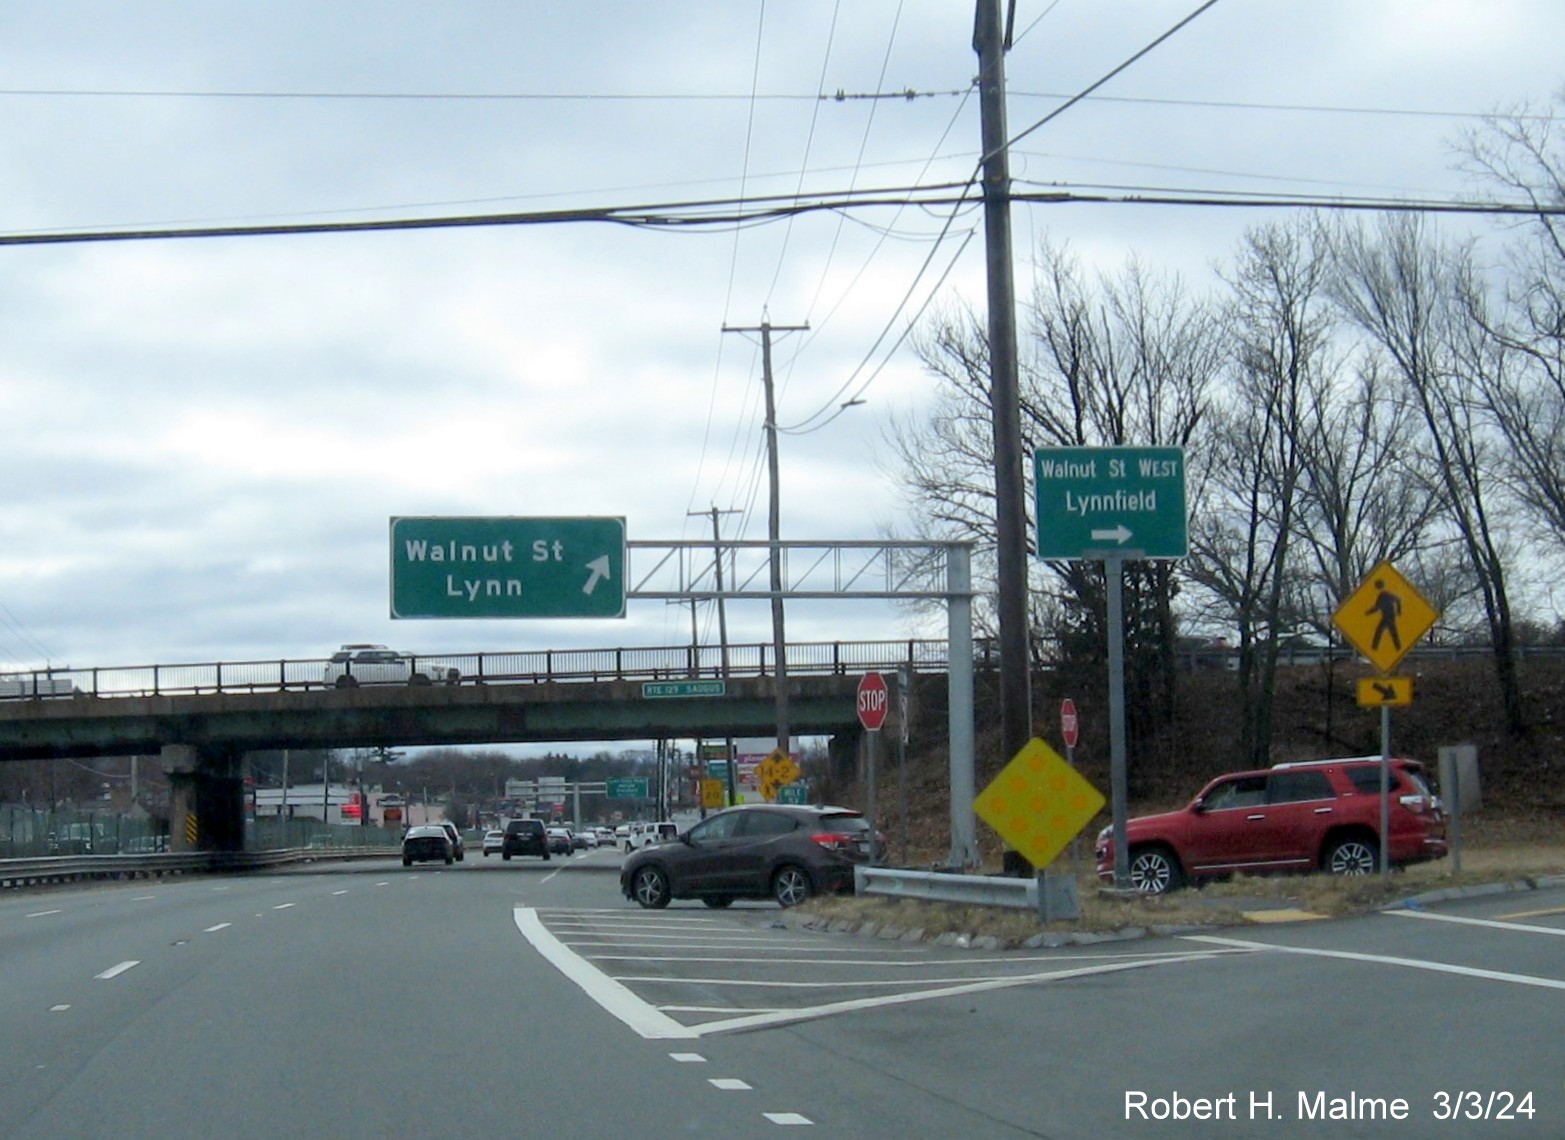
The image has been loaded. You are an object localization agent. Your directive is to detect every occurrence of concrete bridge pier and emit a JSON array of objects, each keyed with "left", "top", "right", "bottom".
[{"left": 162, "top": 744, "right": 246, "bottom": 853}]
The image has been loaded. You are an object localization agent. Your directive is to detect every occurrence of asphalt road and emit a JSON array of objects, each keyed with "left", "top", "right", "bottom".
[{"left": 3, "top": 848, "right": 1561, "bottom": 1138}]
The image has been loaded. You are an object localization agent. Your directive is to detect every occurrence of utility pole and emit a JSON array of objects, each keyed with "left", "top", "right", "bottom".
[
  {"left": 687, "top": 506, "right": 741, "bottom": 678},
  {"left": 722, "top": 319, "right": 808, "bottom": 758},
  {"left": 974, "top": 1, "right": 1032, "bottom": 762}
]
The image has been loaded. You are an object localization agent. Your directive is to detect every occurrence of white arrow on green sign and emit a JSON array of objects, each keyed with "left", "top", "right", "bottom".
[
  {"left": 390, "top": 516, "right": 626, "bottom": 619},
  {"left": 1033, "top": 446, "right": 1187, "bottom": 560}
]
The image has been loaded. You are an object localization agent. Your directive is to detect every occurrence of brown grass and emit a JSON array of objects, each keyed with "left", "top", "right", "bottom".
[{"left": 794, "top": 821, "right": 1565, "bottom": 945}]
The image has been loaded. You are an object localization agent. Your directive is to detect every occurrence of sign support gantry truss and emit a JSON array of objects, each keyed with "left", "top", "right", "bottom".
[{"left": 627, "top": 539, "right": 980, "bottom": 869}]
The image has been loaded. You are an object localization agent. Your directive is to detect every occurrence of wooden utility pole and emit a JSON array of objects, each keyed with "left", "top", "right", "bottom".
[
  {"left": 974, "top": 0, "right": 1032, "bottom": 761},
  {"left": 722, "top": 319, "right": 808, "bottom": 757}
]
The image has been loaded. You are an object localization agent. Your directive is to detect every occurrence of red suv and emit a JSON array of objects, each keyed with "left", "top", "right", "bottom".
[{"left": 1095, "top": 756, "right": 1447, "bottom": 894}]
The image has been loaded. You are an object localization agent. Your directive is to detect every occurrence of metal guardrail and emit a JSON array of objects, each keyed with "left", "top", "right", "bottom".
[
  {"left": 854, "top": 865, "right": 1038, "bottom": 910},
  {"left": 0, "top": 638, "right": 980, "bottom": 701},
  {"left": 0, "top": 847, "right": 394, "bottom": 890}
]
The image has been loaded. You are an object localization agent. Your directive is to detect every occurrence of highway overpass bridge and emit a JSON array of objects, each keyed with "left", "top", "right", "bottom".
[{"left": 0, "top": 639, "right": 979, "bottom": 855}]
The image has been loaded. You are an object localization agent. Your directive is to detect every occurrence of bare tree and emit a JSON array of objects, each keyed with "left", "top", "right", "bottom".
[
  {"left": 1327, "top": 213, "right": 1526, "bottom": 735},
  {"left": 1187, "top": 222, "right": 1333, "bottom": 763},
  {"left": 1458, "top": 101, "right": 1565, "bottom": 553}
]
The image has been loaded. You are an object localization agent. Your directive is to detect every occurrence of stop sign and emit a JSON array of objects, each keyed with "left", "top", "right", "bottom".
[
  {"left": 1060, "top": 698, "right": 1080, "bottom": 749},
  {"left": 857, "top": 672, "right": 889, "bottom": 731}
]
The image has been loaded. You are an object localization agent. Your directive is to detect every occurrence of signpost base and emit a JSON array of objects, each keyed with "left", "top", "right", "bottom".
[{"left": 1036, "top": 870, "right": 1081, "bottom": 923}]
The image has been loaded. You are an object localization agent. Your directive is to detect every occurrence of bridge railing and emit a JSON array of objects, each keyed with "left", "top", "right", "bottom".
[{"left": 0, "top": 639, "right": 988, "bottom": 701}]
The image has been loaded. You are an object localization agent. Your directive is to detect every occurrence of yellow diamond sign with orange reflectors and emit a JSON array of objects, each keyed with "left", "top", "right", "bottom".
[{"left": 975, "top": 737, "right": 1106, "bottom": 871}]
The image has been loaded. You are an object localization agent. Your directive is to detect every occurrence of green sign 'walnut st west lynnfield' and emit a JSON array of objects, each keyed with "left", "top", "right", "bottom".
[{"left": 1033, "top": 446, "right": 1187, "bottom": 561}]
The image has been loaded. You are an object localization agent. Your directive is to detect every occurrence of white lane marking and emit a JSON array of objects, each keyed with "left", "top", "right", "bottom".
[
  {"left": 375, "top": 881, "right": 390, "bottom": 887},
  {"left": 26, "top": 909, "right": 63, "bottom": 918},
  {"left": 1385, "top": 909, "right": 1565, "bottom": 937},
  {"left": 513, "top": 907, "right": 697, "bottom": 1039},
  {"left": 272, "top": 903, "right": 296, "bottom": 911},
  {"left": 710, "top": 1078, "right": 752, "bottom": 1091},
  {"left": 204, "top": 923, "right": 232, "bottom": 933},
  {"left": 763, "top": 1113, "right": 814, "bottom": 1126},
  {"left": 1189, "top": 934, "right": 1565, "bottom": 990},
  {"left": 539, "top": 867, "right": 564, "bottom": 885},
  {"left": 132, "top": 896, "right": 157, "bottom": 902},
  {"left": 332, "top": 890, "right": 349, "bottom": 896},
  {"left": 669, "top": 1052, "right": 706, "bottom": 1063},
  {"left": 680, "top": 953, "right": 1230, "bottom": 1037},
  {"left": 96, "top": 961, "right": 140, "bottom": 980},
  {"left": 50, "top": 1005, "right": 71, "bottom": 1012}
]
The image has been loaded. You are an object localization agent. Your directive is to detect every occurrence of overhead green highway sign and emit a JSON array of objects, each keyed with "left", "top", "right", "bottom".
[
  {"left": 1033, "top": 446, "right": 1187, "bottom": 560},
  {"left": 390, "top": 516, "right": 626, "bottom": 619},
  {"left": 606, "top": 777, "right": 650, "bottom": 799}
]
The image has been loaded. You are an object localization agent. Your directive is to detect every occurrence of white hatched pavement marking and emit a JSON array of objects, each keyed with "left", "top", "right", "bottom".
[
  {"left": 669, "top": 1052, "right": 706, "bottom": 1063},
  {"left": 1385, "top": 909, "right": 1565, "bottom": 937},
  {"left": 1190, "top": 933, "right": 1565, "bottom": 990},
  {"left": 204, "top": 923, "right": 232, "bottom": 933},
  {"left": 514, "top": 907, "right": 697, "bottom": 1039},
  {"left": 524, "top": 906, "right": 1235, "bottom": 1039},
  {"left": 95, "top": 961, "right": 140, "bottom": 980},
  {"left": 763, "top": 1112, "right": 814, "bottom": 1126},
  {"left": 26, "top": 909, "right": 62, "bottom": 918},
  {"left": 710, "top": 1078, "right": 752, "bottom": 1091}
]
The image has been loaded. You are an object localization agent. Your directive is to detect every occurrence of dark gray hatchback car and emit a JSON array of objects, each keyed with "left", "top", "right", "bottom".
[{"left": 620, "top": 804, "right": 873, "bottom": 909}]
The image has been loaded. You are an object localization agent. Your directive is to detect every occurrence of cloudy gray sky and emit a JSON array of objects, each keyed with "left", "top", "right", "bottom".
[{"left": 1, "top": 0, "right": 1562, "bottom": 673}]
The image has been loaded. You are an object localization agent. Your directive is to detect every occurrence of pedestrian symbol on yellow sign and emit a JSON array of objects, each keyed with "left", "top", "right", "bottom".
[
  {"left": 1333, "top": 560, "right": 1439, "bottom": 675},
  {"left": 1367, "top": 579, "right": 1403, "bottom": 653}
]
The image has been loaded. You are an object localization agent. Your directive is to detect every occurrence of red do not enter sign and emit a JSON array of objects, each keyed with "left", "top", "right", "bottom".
[{"left": 857, "top": 672, "right": 889, "bottom": 731}]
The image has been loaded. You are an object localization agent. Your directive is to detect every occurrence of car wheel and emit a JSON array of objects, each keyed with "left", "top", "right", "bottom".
[
  {"left": 334, "top": 675, "right": 358, "bottom": 688},
  {"left": 543, "top": 851, "right": 551, "bottom": 861},
  {"left": 771, "top": 864, "right": 813, "bottom": 907},
  {"left": 409, "top": 672, "right": 432, "bottom": 686},
  {"left": 502, "top": 851, "right": 511, "bottom": 861},
  {"left": 444, "top": 854, "right": 453, "bottom": 865},
  {"left": 630, "top": 865, "right": 671, "bottom": 909},
  {"left": 1127, "top": 846, "right": 1183, "bottom": 894},
  {"left": 1324, "top": 835, "right": 1378, "bottom": 876},
  {"left": 402, "top": 856, "right": 411, "bottom": 866},
  {"left": 702, "top": 896, "right": 734, "bottom": 909}
]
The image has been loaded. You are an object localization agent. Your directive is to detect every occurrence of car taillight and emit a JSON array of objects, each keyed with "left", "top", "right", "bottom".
[{"left": 810, "top": 832, "right": 859, "bottom": 850}]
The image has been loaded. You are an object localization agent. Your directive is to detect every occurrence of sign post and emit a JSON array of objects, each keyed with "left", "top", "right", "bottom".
[
  {"left": 1332, "top": 560, "right": 1440, "bottom": 878},
  {"left": 858, "top": 673, "right": 888, "bottom": 865},
  {"left": 1035, "top": 447, "right": 1186, "bottom": 891}
]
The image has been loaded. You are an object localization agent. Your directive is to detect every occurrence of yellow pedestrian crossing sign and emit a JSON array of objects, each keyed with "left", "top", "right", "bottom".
[{"left": 1333, "top": 561, "right": 1439, "bottom": 674}]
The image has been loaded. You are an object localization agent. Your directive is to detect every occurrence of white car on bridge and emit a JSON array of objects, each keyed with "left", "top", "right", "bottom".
[{"left": 323, "top": 644, "right": 460, "bottom": 688}]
